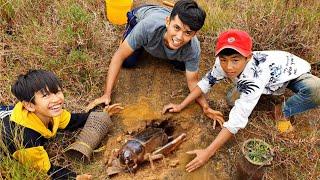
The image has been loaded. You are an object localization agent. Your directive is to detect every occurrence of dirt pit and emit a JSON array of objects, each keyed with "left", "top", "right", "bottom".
[
  {"left": 55, "top": 48, "right": 319, "bottom": 180},
  {"left": 100, "top": 97, "right": 231, "bottom": 180},
  {"left": 64, "top": 53, "right": 281, "bottom": 180}
]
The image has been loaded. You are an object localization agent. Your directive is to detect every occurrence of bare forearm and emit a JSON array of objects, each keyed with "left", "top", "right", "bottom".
[
  {"left": 195, "top": 94, "right": 210, "bottom": 110},
  {"left": 185, "top": 127, "right": 232, "bottom": 173},
  {"left": 103, "top": 40, "right": 133, "bottom": 96},
  {"left": 180, "top": 86, "right": 203, "bottom": 109},
  {"left": 185, "top": 71, "right": 209, "bottom": 110},
  {"left": 206, "top": 128, "right": 233, "bottom": 157},
  {"left": 104, "top": 55, "right": 124, "bottom": 96}
]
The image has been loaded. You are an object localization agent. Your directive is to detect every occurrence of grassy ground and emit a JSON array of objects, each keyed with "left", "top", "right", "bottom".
[{"left": 1, "top": 0, "right": 320, "bottom": 179}]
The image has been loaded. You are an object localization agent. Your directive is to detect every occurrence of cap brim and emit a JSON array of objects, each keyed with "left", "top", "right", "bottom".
[{"left": 215, "top": 45, "right": 251, "bottom": 57}]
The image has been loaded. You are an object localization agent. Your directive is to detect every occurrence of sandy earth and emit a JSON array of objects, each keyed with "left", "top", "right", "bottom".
[
  {"left": 98, "top": 52, "right": 233, "bottom": 180},
  {"left": 54, "top": 1, "right": 320, "bottom": 179}
]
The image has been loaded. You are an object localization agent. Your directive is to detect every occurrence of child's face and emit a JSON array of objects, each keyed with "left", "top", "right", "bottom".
[
  {"left": 164, "top": 15, "right": 196, "bottom": 50},
  {"left": 31, "top": 88, "right": 65, "bottom": 121},
  {"left": 219, "top": 54, "right": 250, "bottom": 78}
]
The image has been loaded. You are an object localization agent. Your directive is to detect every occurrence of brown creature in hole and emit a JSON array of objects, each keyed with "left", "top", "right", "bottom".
[{"left": 106, "top": 121, "right": 186, "bottom": 176}]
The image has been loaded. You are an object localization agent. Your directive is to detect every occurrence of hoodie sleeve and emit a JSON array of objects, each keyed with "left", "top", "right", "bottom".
[
  {"left": 1, "top": 118, "right": 76, "bottom": 179},
  {"left": 64, "top": 112, "right": 90, "bottom": 131}
]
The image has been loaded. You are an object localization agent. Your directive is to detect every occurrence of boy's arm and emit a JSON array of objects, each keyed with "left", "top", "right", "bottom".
[
  {"left": 185, "top": 71, "right": 210, "bottom": 110},
  {"left": 85, "top": 40, "right": 134, "bottom": 111},
  {"left": 64, "top": 113, "right": 90, "bottom": 131},
  {"left": 162, "top": 84, "right": 202, "bottom": 113},
  {"left": 185, "top": 128, "right": 233, "bottom": 172},
  {"left": 163, "top": 71, "right": 223, "bottom": 121},
  {"left": 104, "top": 40, "right": 134, "bottom": 100}
]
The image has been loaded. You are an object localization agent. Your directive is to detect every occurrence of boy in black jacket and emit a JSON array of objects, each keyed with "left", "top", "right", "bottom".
[{"left": 0, "top": 69, "right": 92, "bottom": 179}]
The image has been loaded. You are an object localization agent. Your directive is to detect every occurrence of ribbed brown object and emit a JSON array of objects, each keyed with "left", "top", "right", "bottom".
[{"left": 64, "top": 112, "right": 112, "bottom": 162}]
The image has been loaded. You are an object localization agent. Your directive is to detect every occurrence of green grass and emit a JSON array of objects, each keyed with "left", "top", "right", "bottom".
[
  {"left": 0, "top": 156, "right": 48, "bottom": 180},
  {"left": 1, "top": 0, "right": 319, "bottom": 179},
  {"left": 0, "top": 122, "right": 48, "bottom": 179}
]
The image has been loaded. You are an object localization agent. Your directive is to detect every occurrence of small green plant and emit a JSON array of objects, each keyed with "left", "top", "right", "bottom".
[{"left": 242, "top": 139, "right": 274, "bottom": 166}]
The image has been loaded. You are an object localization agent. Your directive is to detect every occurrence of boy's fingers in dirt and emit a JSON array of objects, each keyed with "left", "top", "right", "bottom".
[
  {"left": 85, "top": 100, "right": 99, "bottom": 112},
  {"left": 212, "top": 119, "right": 217, "bottom": 129},
  {"left": 186, "top": 150, "right": 197, "bottom": 155},
  {"left": 76, "top": 174, "right": 92, "bottom": 180},
  {"left": 162, "top": 104, "right": 173, "bottom": 114},
  {"left": 104, "top": 103, "right": 124, "bottom": 115},
  {"left": 107, "top": 103, "right": 123, "bottom": 110},
  {"left": 217, "top": 119, "right": 224, "bottom": 127},
  {"left": 216, "top": 111, "right": 223, "bottom": 117},
  {"left": 185, "top": 154, "right": 199, "bottom": 172}
]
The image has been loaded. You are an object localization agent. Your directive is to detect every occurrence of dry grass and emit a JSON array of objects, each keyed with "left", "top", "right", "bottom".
[
  {"left": 1, "top": 0, "right": 320, "bottom": 179},
  {"left": 198, "top": 0, "right": 320, "bottom": 63},
  {"left": 1, "top": 0, "right": 121, "bottom": 110}
]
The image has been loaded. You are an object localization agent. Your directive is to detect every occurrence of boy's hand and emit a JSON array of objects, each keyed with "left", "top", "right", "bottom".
[
  {"left": 162, "top": 103, "right": 183, "bottom": 114},
  {"left": 85, "top": 94, "right": 111, "bottom": 112},
  {"left": 104, "top": 103, "right": 124, "bottom": 116},
  {"left": 76, "top": 174, "right": 92, "bottom": 180},
  {"left": 185, "top": 149, "right": 211, "bottom": 172},
  {"left": 203, "top": 107, "right": 224, "bottom": 129}
]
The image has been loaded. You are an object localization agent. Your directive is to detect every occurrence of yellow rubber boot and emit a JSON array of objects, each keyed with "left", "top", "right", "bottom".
[{"left": 277, "top": 120, "right": 294, "bottom": 133}]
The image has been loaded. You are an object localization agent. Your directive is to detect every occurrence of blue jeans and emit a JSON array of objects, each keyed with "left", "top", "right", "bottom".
[{"left": 283, "top": 73, "right": 320, "bottom": 117}]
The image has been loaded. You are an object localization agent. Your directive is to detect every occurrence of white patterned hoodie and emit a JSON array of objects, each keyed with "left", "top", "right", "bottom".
[{"left": 197, "top": 51, "right": 311, "bottom": 134}]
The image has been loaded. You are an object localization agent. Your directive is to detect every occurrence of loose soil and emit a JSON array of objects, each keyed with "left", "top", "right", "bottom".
[
  {"left": 68, "top": 51, "right": 319, "bottom": 180},
  {"left": 97, "top": 52, "right": 232, "bottom": 180},
  {"left": 49, "top": 1, "right": 320, "bottom": 179}
]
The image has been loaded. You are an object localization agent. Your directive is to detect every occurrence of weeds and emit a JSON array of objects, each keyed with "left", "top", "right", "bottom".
[
  {"left": 0, "top": 156, "right": 48, "bottom": 179},
  {"left": 0, "top": 0, "right": 319, "bottom": 179},
  {"left": 0, "top": 120, "right": 48, "bottom": 179},
  {"left": 198, "top": 0, "right": 320, "bottom": 62},
  {"left": 243, "top": 139, "right": 273, "bottom": 165}
]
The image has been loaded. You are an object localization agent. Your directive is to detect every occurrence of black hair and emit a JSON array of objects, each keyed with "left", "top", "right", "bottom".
[
  {"left": 170, "top": 0, "right": 206, "bottom": 31},
  {"left": 11, "top": 69, "right": 62, "bottom": 103},
  {"left": 217, "top": 48, "right": 241, "bottom": 57}
]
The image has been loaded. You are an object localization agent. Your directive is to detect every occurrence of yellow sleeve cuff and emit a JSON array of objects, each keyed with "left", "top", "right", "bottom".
[{"left": 13, "top": 146, "right": 51, "bottom": 172}]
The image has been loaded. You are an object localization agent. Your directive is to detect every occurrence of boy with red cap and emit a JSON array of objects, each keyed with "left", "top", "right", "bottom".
[{"left": 162, "top": 29, "right": 320, "bottom": 172}]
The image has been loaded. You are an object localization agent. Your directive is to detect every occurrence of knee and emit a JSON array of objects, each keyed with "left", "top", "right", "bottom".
[
  {"left": 311, "top": 83, "right": 320, "bottom": 105},
  {"left": 304, "top": 76, "right": 320, "bottom": 104}
]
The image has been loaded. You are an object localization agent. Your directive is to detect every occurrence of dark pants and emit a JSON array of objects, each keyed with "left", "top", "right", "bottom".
[{"left": 122, "top": 6, "right": 145, "bottom": 68}]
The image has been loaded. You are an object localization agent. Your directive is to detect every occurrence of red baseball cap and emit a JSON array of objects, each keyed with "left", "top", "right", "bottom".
[{"left": 215, "top": 29, "right": 252, "bottom": 57}]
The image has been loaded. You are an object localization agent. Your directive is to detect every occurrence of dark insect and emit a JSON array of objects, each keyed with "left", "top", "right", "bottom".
[{"left": 107, "top": 121, "right": 186, "bottom": 175}]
